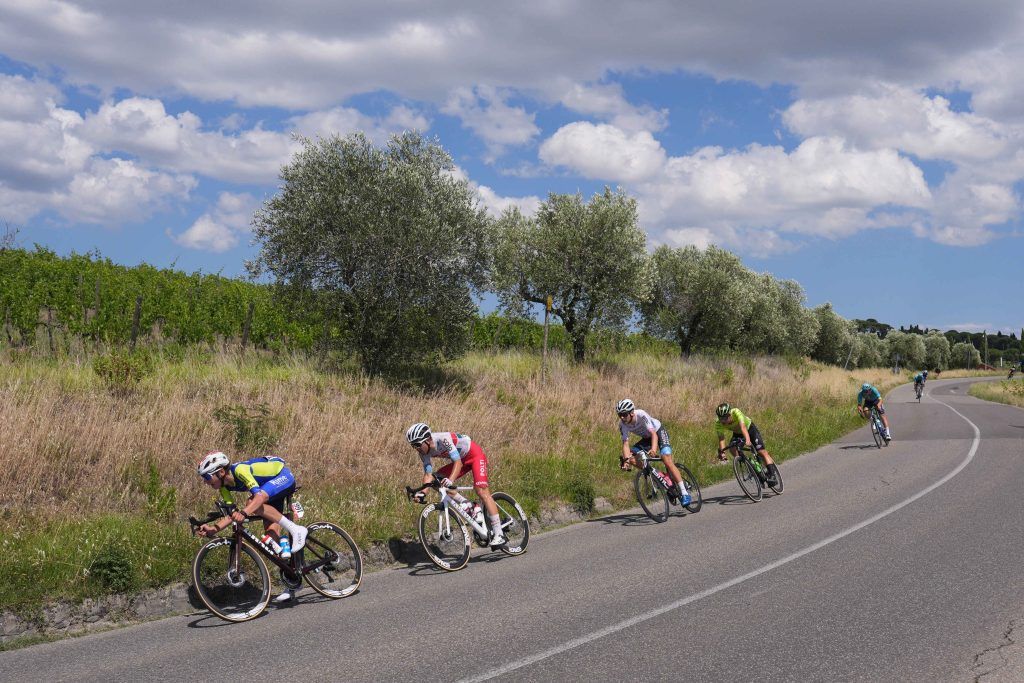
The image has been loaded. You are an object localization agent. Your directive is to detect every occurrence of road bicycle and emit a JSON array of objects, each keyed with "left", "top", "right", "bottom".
[
  {"left": 863, "top": 405, "right": 889, "bottom": 449},
  {"left": 721, "top": 436, "right": 784, "bottom": 502},
  {"left": 914, "top": 382, "right": 924, "bottom": 401},
  {"left": 406, "top": 475, "right": 530, "bottom": 571},
  {"left": 631, "top": 451, "right": 702, "bottom": 522},
  {"left": 189, "top": 495, "right": 362, "bottom": 622}
]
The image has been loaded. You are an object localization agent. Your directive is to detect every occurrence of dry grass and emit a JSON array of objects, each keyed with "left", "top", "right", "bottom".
[{"left": 969, "top": 379, "right": 1024, "bottom": 409}]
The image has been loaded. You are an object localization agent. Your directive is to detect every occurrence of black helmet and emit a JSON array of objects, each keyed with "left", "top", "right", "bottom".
[{"left": 716, "top": 403, "right": 731, "bottom": 419}]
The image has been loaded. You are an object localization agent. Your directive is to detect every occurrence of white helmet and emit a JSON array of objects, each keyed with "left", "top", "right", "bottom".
[
  {"left": 406, "top": 423, "right": 431, "bottom": 446},
  {"left": 197, "top": 451, "right": 229, "bottom": 477},
  {"left": 616, "top": 398, "right": 635, "bottom": 415}
]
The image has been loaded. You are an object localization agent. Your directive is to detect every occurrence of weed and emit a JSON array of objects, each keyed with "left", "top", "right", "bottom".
[
  {"left": 88, "top": 544, "right": 137, "bottom": 593},
  {"left": 565, "top": 470, "right": 596, "bottom": 515},
  {"left": 212, "top": 402, "right": 281, "bottom": 453},
  {"left": 143, "top": 463, "right": 177, "bottom": 518},
  {"left": 92, "top": 349, "right": 155, "bottom": 392}
]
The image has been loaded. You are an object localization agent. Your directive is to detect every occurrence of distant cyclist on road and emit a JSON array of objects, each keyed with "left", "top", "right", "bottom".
[
  {"left": 714, "top": 403, "right": 780, "bottom": 485},
  {"left": 857, "top": 383, "right": 892, "bottom": 441},
  {"left": 913, "top": 370, "right": 928, "bottom": 397},
  {"left": 195, "top": 451, "right": 308, "bottom": 602},
  {"left": 616, "top": 399, "right": 692, "bottom": 506},
  {"left": 406, "top": 423, "right": 506, "bottom": 547}
]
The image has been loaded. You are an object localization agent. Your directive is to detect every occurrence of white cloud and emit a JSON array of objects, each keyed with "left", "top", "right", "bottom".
[
  {"left": 443, "top": 86, "right": 538, "bottom": 159},
  {"left": 290, "top": 104, "right": 429, "bottom": 144},
  {"left": 170, "top": 191, "right": 260, "bottom": 252},
  {"left": 474, "top": 184, "right": 541, "bottom": 217},
  {"left": 540, "top": 122, "right": 666, "bottom": 183},
  {"left": 54, "top": 157, "right": 196, "bottom": 224},
  {"left": 556, "top": 81, "right": 667, "bottom": 132}
]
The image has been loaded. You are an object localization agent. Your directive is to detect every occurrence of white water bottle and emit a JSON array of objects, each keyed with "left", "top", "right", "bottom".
[{"left": 261, "top": 533, "right": 282, "bottom": 554}]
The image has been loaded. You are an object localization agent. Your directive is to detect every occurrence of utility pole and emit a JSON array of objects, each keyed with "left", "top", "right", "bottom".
[{"left": 541, "top": 295, "right": 551, "bottom": 379}]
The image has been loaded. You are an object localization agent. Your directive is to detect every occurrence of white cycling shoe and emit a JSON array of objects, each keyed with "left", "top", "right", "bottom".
[
  {"left": 290, "top": 526, "right": 308, "bottom": 553},
  {"left": 274, "top": 590, "right": 294, "bottom": 604},
  {"left": 489, "top": 531, "right": 507, "bottom": 547}
]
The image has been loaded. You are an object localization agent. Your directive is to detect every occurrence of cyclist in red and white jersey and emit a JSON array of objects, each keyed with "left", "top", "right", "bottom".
[{"left": 406, "top": 423, "right": 505, "bottom": 547}]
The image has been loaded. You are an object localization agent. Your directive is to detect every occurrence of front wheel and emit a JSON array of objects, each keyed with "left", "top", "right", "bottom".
[
  {"left": 419, "top": 504, "right": 471, "bottom": 571},
  {"left": 302, "top": 522, "right": 362, "bottom": 599},
  {"left": 677, "top": 464, "right": 703, "bottom": 513},
  {"left": 871, "top": 417, "right": 883, "bottom": 449},
  {"left": 193, "top": 538, "right": 270, "bottom": 623},
  {"left": 733, "top": 454, "right": 762, "bottom": 502},
  {"left": 492, "top": 492, "right": 530, "bottom": 556},
  {"left": 634, "top": 469, "right": 670, "bottom": 522}
]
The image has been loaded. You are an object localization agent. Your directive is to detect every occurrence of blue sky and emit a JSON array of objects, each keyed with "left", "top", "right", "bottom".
[{"left": 1, "top": 2, "right": 1022, "bottom": 334}]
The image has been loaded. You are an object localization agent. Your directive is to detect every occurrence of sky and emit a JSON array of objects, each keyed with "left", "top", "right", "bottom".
[{"left": 0, "top": 1, "right": 1022, "bottom": 334}]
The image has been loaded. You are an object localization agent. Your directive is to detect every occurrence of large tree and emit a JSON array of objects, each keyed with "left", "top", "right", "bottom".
[
  {"left": 642, "top": 245, "right": 749, "bottom": 356},
  {"left": 250, "top": 132, "right": 490, "bottom": 374},
  {"left": 810, "top": 303, "right": 854, "bottom": 365},
  {"left": 923, "top": 331, "right": 951, "bottom": 370},
  {"left": 492, "top": 188, "right": 649, "bottom": 362}
]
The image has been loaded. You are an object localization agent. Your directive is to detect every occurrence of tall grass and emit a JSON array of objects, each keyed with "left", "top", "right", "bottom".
[
  {"left": 0, "top": 346, "right": 896, "bottom": 611},
  {"left": 969, "top": 379, "right": 1024, "bottom": 409}
]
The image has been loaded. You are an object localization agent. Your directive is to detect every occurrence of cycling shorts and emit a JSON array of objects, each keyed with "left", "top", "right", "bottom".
[
  {"left": 436, "top": 442, "right": 490, "bottom": 487},
  {"left": 631, "top": 427, "right": 672, "bottom": 456},
  {"left": 258, "top": 468, "right": 296, "bottom": 506},
  {"left": 728, "top": 423, "right": 767, "bottom": 452},
  {"left": 863, "top": 399, "right": 885, "bottom": 415}
]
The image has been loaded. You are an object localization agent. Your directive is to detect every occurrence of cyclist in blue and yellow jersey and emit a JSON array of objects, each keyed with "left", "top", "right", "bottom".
[
  {"left": 616, "top": 399, "right": 692, "bottom": 506},
  {"left": 714, "top": 403, "right": 780, "bottom": 484},
  {"left": 857, "top": 383, "right": 892, "bottom": 441},
  {"left": 195, "top": 452, "right": 308, "bottom": 602}
]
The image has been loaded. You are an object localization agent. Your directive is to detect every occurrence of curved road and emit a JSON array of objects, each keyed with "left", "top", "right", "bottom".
[{"left": 3, "top": 377, "right": 1024, "bottom": 682}]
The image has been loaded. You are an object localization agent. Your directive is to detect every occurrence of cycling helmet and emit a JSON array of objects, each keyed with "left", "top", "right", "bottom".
[
  {"left": 862, "top": 383, "right": 871, "bottom": 390},
  {"left": 197, "top": 451, "right": 229, "bottom": 477},
  {"left": 406, "top": 422, "right": 431, "bottom": 446},
  {"left": 922, "top": 370, "right": 929, "bottom": 377},
  {"left": 716, "top": 403, "right": 731, "bottom": 419},
  {"left": 616, "top": 398, "right": 635, "bottom": 415}
]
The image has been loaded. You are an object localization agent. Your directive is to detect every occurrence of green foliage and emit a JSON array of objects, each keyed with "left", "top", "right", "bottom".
[
  {"left": 923, "top": 332, "right": 951, "bottom": 370},
  {"left": 0, "top": 247, "right": 313, "bottom": 349},
  {"left": 250, "top": 131, "right": 490, "bottom": 375},
  {"left": 811, "top": 303, "right": 853, "bottom": 365},
  {"left": 885, "top": 330, "right": 927, "bottom": 369},
  {"left": 88, "top": 544, "right": 137, "bottom": 593},
  {"left": 143, "top": 462, "right": 177, "bottom": 518},
  {"left": 212, "top": 403, "right": 282, "bottom": 453},
  {"left": 565, "top": 470, "right": 596, "bottom": 515},
  {"left": 852, "top": 332, "right": 886, "bottom": 368},
  {"left": 92, "top": 348, "right": 156, "bottom": 391},
  {"left": 492, "top": 188, "right": 649, "bottom": 362},
  {"left": 716, "top": 366, "right": 735, "bottom": 386},
  {"left": 950, "top": 341, "right": 982, "bottom": 369}
]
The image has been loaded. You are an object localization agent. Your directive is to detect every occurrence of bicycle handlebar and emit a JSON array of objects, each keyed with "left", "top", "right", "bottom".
[{"left": 405, "top": 474, "right": 456, "bottom": 502}]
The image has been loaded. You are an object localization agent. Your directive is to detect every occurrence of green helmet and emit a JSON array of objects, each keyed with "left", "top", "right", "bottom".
[{"left": 716, "top": 403, "right": 731, "bottom": 419}]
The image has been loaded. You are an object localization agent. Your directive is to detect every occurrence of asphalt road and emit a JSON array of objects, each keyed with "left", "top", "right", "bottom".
[{"left": 3, "top": 376, "right": 1024, "bottom": 682}]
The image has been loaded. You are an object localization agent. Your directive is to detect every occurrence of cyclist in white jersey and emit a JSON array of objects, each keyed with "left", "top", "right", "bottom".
[
  {"left": 405, "top": 424, "right": 506, "bottom": 547},
  {"left": 616, "top": 399, "right": 691, "bottom": 505}
]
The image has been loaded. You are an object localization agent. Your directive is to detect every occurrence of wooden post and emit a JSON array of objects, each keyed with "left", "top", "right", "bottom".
[
  {"left": 542, "top": 295, "right": 551, "bottom": 379},
  {"left": 46, "top": 306, "right": 55, "bottom": 356},
  {"left": 241, "top": 301, "right": 255, "bottom": 349},
  {"left": 130, "top": 295, "right": 142, "bottom": 350}
]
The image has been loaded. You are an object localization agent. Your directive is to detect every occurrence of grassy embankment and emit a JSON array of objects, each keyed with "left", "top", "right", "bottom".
[
  {"left": 0, "top": 348, "right": 899, "bottom": 615},
  {"left": 968, "top": 376, "right": 1024, "bottom": 409}
]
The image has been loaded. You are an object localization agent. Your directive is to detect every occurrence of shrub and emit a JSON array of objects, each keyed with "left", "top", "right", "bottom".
[
  {"left": 92, "top": 349, "right": 155, "bottom": 391},
  {"left": 565, "top": 471, "right": 596, "bottom": 515},
  {"left": 212, "top": 402, "right": 282, "bottom": 453},
  {"left": 88, "top": 544, "right": 137, "bottom": 593}
]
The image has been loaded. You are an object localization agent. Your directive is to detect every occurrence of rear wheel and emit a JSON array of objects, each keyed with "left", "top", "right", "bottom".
[
  {"left": 765, "top": 461, "right": 784, "bottom": 495},
  {"left": 733, "top": 454, "right": 762, "bottom": 502},
  {"left": 302, "top": 522, "right": 362, "bottom": 598},
  {"left": 193, "top": 538, "right": 270, "bottom": 623},
  {"left": 418, "top": 504, "right": 471, "bottom": 571},
  {"left": 677, "top": 464, "right": 702, "bottom": 513},
  {"left": 492, "top": 492, "right": 530, "bottom": 556},
  {"left": 634, "top": 470, "right": 670, "bottom": 522}
]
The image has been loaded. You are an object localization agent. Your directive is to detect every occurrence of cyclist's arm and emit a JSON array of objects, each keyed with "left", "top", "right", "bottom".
[
  {"left": 740, "top": 422, "right": 752, "bottom": 446},
  {"left": 648, "top": 426, "right": 659, "bottom": 454}
]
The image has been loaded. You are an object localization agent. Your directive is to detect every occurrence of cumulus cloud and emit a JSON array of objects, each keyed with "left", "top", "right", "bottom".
[
  {"left": 170, "top": 191, "right": 260, "bottom": 252},
  {"left": 442, "top": 86, "right": 539, "bottom": 159},
  {"left": 291, "top": 104, "right": 430, "bottom": 144},
  {"left": 556, "top": 80, "right": 667, "bottom": 132},
  {"left": 54, "top": 157, "right": 196, "bottom": 224},
  {"left": 540, "top": 122, "right": 666, "bottom": 183}
]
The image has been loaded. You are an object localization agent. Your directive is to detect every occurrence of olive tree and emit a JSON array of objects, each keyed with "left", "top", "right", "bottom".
[
  {"left": 884, "top": 330, "right": 927, "bottom": 369},
  {"left": 923, "top": 332, "right": 951, "bottom": 370},
  {"left": 810, "top": 303, "right": 854, "bottom": 365},
  {"left": 492, "top": 188, "right": 649, "bottom": 362},
  {"left": 853, "top": 332, "right": 887, "bottom": 368},
  {"left": 642, "top": 245, "right": 749, "bottom": 355},
  {"left": 950, "top": 341, "right": 982, "bottom": 369},
  {"left": 250, "top": 132, "right": 490, "bottom": 374}
]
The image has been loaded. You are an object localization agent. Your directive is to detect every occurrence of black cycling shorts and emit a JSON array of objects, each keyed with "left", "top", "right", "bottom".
[
  {"left": 632, "top": 426, "right": 672, "bottom": 456},
  {"left": 863, "top": 399, "right": 885, "bottom": 415}
]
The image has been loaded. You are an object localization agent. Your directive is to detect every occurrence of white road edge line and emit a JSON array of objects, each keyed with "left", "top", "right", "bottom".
[{"left": 457, "top": 387, "right": 982, "bottom": 683}]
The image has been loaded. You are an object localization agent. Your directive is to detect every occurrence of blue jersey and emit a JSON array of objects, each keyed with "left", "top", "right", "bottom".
[
  {"left": 857, "top": 386, "right": 881, "bottom": 405},
  {"left": 219, "top": 456, "right": 294, "bottom": 504},
  {"left": 913, "top": 373, "right": 924, "bottom": 383}
]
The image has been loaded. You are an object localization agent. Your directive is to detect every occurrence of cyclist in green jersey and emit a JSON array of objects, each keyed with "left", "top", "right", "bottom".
[{"left": 715, "top": 403, "right": 779, "bottom": 485}]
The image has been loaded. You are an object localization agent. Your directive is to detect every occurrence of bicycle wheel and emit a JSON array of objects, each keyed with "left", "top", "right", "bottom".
[
  {"left": 871, "top": 417, "right": 883, "bottom": 449},
  {"left": 765, "top": 461, "right": 784, "bottom": 495},
  {"left": 634, "top": 469, "right": 670, "bottom": 522},
  {"left": 302, "top": 522, "right": 362, "bottom": 599},
  {"left": 733, "top": 455, "right": 762, "bottom": 502},
  {"left": 418, "top": 503, "right": 471, "bottom": 571},
  {"left": 492, "top": 492, "right": 530, "bottom": 556},
  {"left": 677, "top": 464, "right": 703, "bottom": 513},
  {"left": 192, "top": 537, "right": 270, "bottom": 623}
]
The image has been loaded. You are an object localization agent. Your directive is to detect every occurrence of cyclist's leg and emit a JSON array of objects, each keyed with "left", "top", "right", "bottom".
[
  {"left": 876, "top": 402, "right": 890, "bottom": 432},
  {"left": 653, "top": 428, "right": 684, "bottom": 486},
  {"left": 628, "top": 437, "right": 652, "bottom": 468},
  {"left": 748, "top": 424, "right": 773, "bottom": 465},
  {"left": 465, "top": 444, "right": 505, "bottom": 544}
]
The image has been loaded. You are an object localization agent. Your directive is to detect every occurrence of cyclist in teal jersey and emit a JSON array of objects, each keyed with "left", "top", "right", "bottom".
[{"left": 857, "top": 383, "right": 892, "bottom": 441}]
